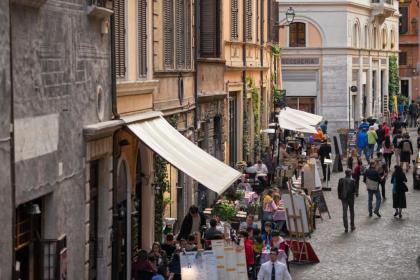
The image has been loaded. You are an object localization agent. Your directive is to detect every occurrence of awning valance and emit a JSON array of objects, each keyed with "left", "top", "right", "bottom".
[
  {"left": 127, "top": 115, "right": 241, "bottom": 194},
  {"left": 278, "top": 107, "right": 323, "bottom": 134}
]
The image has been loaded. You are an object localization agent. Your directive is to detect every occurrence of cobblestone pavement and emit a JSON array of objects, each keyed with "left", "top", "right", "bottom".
[{"left": 289, "top": 128, "right": 420, "bottom": 280}]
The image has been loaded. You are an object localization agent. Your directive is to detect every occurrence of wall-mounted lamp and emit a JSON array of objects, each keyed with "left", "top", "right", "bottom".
[{"left": 286, "top": 7, "right": 296, "bottom": 25}]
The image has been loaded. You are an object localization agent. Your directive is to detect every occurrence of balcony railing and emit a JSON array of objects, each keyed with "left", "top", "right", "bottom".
[{"left": 371, "top": 0, "right": 393, "bottom": 5}]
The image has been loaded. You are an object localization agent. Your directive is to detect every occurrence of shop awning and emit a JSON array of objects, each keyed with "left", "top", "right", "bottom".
[
  {"left": 127, "top": 115, "right": 241, "bottom": 194},
  {"left": 278, "top": 107, "right": 323, "bottom": 134}
]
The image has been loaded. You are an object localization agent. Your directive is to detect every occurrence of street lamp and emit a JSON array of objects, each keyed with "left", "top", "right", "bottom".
[{"left": 286, "top": 7, "right": 295, "bottom": 25}]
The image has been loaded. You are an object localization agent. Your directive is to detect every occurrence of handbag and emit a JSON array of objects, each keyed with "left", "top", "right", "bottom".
[
  {"left": 365, "top": 178, "right": 379, "bottom": 191},
  {"left": 402, "top": 182, "right": 409, "bottom": 192},
  {"left": 262, "top": 211, "right": 273, "bottom": 221}
]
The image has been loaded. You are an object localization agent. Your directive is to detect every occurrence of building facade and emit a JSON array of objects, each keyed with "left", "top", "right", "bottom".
[
  {"left": 399, "top": 0, "right": 420, "bottom": 101},
  {"left": 279, "top": 0, "right": 399, "bottom": 131},
  {"left": 1, "top": 0, "right": 117, "bottom": 279},
  {"left": 223, "top": 0, "right": 279, "bottom": 165}
]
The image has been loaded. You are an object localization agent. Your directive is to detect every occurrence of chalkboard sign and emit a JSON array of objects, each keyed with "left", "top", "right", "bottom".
[
  {"left": 348, "top": 129, "right": 357, "bottom": 149},
  {"left": 310, "top": 189, "right": 331, "bottom": 218}
]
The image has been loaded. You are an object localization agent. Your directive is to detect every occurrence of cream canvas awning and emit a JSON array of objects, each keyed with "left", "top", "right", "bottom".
[
  {"left": 127, "top": 115, "right": 241, "bottom": 194},
  {"left": 278, "top": 107, "right": 323, "bottom": 134}
]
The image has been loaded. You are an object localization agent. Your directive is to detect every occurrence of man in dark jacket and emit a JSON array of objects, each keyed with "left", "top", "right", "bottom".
[
  {"left": 376, "top": 125, "right": 385, "bottom": 152},
  {"left": 318, "top": 139, "right": 331, "bottom": 182},
  {"left": 364, "top": 161, "right": 382, "bottom": 217},
  {"left": 177, "top": 205, "right": 206, "bottom": 241},
  {"left": 408, "top": 100, "right": 419, "bottom": 127},
  {"left": 338, "top": 169, "right": 356, "bottom": 232}
]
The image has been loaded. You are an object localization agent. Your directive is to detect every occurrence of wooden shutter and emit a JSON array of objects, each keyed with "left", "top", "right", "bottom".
[
  {"left": 138, "top": 0, "right": 147, "bottom": 78},
  {"left": 231, "top": 0, "right": 239, "bottom": 40},
  {"left": 184, "top": 0, "right": 192, "bottom": 69},
  {"left": 113, "top": 0, "right": 126, "bottom": 78},
  {"left": 163, "top": 0, "right": 174, "bottom": 69},
  {"left": 245, "top": 0, "right": 252, "bottom": 41},
  {"left": 175, "top": 0, "right": 186, "bottom": 69},
  {"left": 271, "top": 0, "right": 279, "bottom": 43},
  {"left": 200, "top": 0, "right": 217, "bottom": 57}
]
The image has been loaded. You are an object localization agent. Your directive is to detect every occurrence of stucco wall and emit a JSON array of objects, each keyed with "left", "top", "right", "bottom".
[
  {"left": 10, "top": 1, "right": 112, "bottom": 278},
  {"left": 0, "top": 1, "right": 12, "bottom": 279}
]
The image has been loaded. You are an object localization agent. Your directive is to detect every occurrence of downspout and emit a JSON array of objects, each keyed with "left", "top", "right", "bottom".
[
  {"left": 110, "top": 11, "right": 120, "bottom": 280},
  {"left": 9, "top": 1, "right": 16, "bottom": 279},
  {"left": 242, "top": 0, "right": 247, "bottom": 160},
  {"left": 194, "top": 0, "right": 199, "bottom": 130}
]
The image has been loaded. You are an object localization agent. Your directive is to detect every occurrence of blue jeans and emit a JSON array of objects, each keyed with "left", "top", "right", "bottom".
[
  {"left": 368, "top": 189, "right": 381, "bottom": 214},
  {"left": 358, "top": 147, "right": 369, "bottom": 161},
  {"left": 367, "top": 144, "right": 375, "bottom": 160}
]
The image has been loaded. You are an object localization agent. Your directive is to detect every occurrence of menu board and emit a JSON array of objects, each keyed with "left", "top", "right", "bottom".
[
  {"left": 211, "top": 240, "right": 248, "bottom": 280},
  {"left": 180, "top": 251, "right": 218, "bottom": 280}
]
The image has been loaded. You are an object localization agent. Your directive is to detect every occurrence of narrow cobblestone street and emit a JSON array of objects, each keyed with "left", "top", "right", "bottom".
[{"left": 290, "top": 129, "right": 420, "bottom": 280}]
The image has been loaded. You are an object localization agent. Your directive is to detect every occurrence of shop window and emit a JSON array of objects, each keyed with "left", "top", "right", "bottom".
[{"left": 289, "top": 22, "right": 306, "bottom": 47}]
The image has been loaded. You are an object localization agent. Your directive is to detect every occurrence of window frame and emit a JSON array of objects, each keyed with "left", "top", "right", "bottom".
[
  {"left": 113, "top": 0, "right": 128, "bottom": 79},
  {"left": 399, "top": 6, "right": 409, "bottom": 35},
  {"left": 199, "top": 0, "right": 221, "bottom": 58},
  {"left": 289, "top": 22, "right": 306, "bottom": 48},
  {"left": 399, "top": 52, "right": 407, "bottom": 66},
  {"left": 137, "top": 0, "right": 148, "bottom": 79}
]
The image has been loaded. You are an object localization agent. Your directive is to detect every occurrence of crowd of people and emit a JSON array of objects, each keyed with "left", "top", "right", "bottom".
[{"left": 337, "top": 105, "right": 419, "bottom": 233}]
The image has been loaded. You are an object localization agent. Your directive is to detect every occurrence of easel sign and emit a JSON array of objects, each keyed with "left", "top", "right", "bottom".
[
  {"left": 180, "top": 250, "right": 218, "bottom": 280},
  {"left": 310, "top": 189, "right": 331, "bottom": 219}
]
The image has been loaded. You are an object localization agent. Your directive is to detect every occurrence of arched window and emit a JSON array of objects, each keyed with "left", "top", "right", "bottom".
[
  {"left": 364, "top": 25, "right": 368, "bottom": 49},
  {"left": 289, "top": 22, "right": 306, "bottom": 47},
  {"left": 352, "top": 22, "right": 360, "bottom": 48},
  {"left": 382, "top": 28, "right": 388, "bottom": 49},
  {"left": 390, "top": 29, "right": 395, "bottom": 49},
  {"left": 373, "top": 26, "right": 378, "bottom": 49}
]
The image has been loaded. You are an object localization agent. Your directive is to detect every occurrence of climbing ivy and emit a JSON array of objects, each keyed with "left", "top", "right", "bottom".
[
  {"left": 388, "top": 55, "right": 400, "bottom": 111},
  {"left": 246, "top": 77, "right": 263, "bottom": 160},
  {"left": 154, "top": 114, "right": 178, "bottom": 241}
]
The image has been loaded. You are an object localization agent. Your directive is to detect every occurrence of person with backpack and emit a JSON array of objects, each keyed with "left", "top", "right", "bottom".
[
  {"left": 399, "top": 133, "right": 413, "bottom": 172},
  {"left": 338, "top": 169, "right": 357, "bottom": 233},
  {"left": 352, "top": 159, "right": 363, "bottom": 197},
  {"left": 364, "top": 161, "right": 382, "bottom": 217},
  {"left": 357, "top": 129, "right": 369, "bottom": 161},
  {"left": 367, "top": 126, "right": 378, "bottom": 160},
  {"left": 382, "top": 135, "right": 394, "bottom": 169},
  {"left": 393, "top": 133, "right": 403, "bottom": 166}
]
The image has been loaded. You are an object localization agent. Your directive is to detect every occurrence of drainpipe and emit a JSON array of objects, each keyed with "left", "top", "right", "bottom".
[
  {"left": 9, "top": 1, "right": 17, "bottom": 279},
  {"left": 242, "top": 0, "right": 247, "bottom": 161},
  {"left": 194, "top": 0, "right": 199, "bottom": 131},
  {"left": 110, "top": 11, "right": 120, "bottom": 280}
]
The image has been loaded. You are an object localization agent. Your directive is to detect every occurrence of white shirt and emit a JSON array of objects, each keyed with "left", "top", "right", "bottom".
[
  {"left": 257, "top": 260, "right": 292, "bottom": 280},
  {"left": 254, "top": 163, "right": 268, "bottom": 174}
]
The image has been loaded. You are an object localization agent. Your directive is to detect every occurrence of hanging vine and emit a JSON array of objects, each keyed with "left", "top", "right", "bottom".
[
  {"left": 388, "top": 55, "right": 399, "bottom": 112},
  {"left": 246, "top": 77, "right": 263, "bottom": 160},
  {"left": 154, "top": 114, "right": 178, "bottom": 241}
]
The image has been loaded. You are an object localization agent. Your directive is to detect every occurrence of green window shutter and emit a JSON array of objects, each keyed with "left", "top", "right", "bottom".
[
  {"left": 113, "top": 0, "right": 126, "bottom": 78},
  {"left": 138, "top": 0, "right": 147, "bottom": 78}
]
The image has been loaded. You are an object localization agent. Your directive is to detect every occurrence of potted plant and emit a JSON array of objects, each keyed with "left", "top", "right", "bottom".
[{"left": 211, "top": 200, "right": 237, "bottom": 222}]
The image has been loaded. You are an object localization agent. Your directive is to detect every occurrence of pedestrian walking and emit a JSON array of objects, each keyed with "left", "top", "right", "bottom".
[
  {"left": 367, "top": 126, "right": 378, "bottom": 160},
  {"left": 382, "top": 122, "right": 391, "bottom": 136},
  {"left": 318, "top": 139, "right": 331, "bottom": 182},
  {"left": 352, "top": 159, "right": 363, "bottom": 197},
  {"left": 359, "top": 119, "right": 370, "bottom": 131},
  {"left": 399, "top": 133, "right": 413, "bottom": 172},
  {"left": 338, "top": 169, "right": 356, "bottom": 233},
  {"left": 364, "top": 161, "right": 382, "bottom": 217},
  {"left": 257, "top": 247, "right": 292, "bottom": 280},
  {"left": 409, "top": 100, "right": 419, "bottom": 128},
  {"left": 375, "top": 152, "right": 388, "bottom": 200},
  {"left": 392, "top": 118, "right": 403, "bottom": 135},
  {"left": 393, "top": 133, "right": 403, "bottom": 166},
  {"left": 357, "top": 129, "right": 369, "bottom": 161},
  {"left": 382, "top": 135, "right": 394, "bottom": 169},
  {"left": 177, "top": 205, "right": 206, "bottom": 241},
  {"left": 320, "top": 120, "right": 328, "bottom": 134},
  {"left": 391, "top": 165, "right": 408, "bottom": 219}
]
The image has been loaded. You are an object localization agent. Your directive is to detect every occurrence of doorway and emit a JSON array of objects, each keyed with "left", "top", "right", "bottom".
[{"left": 401, "top": 79, "right": 410, "bottom": 98}]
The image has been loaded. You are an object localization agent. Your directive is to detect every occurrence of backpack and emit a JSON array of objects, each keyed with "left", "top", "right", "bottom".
[{"left": 402, "top": 141, "right": 411, "bottom": 153}]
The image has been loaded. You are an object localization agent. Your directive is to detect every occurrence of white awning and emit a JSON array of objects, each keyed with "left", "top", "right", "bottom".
[
  {"left": 127, "top": 116, "right": 241, "bottom": 194},
  {"left": 278, "top": 107, "right": 323, "bottom": 134}
]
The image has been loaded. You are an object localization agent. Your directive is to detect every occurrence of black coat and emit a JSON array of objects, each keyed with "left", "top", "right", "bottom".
[
  {"left": 392, "top": 172, "right": 407, "bottom": 209},
  {"left": 176, "top": 212, "right": 206, "bottom": 241}
]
